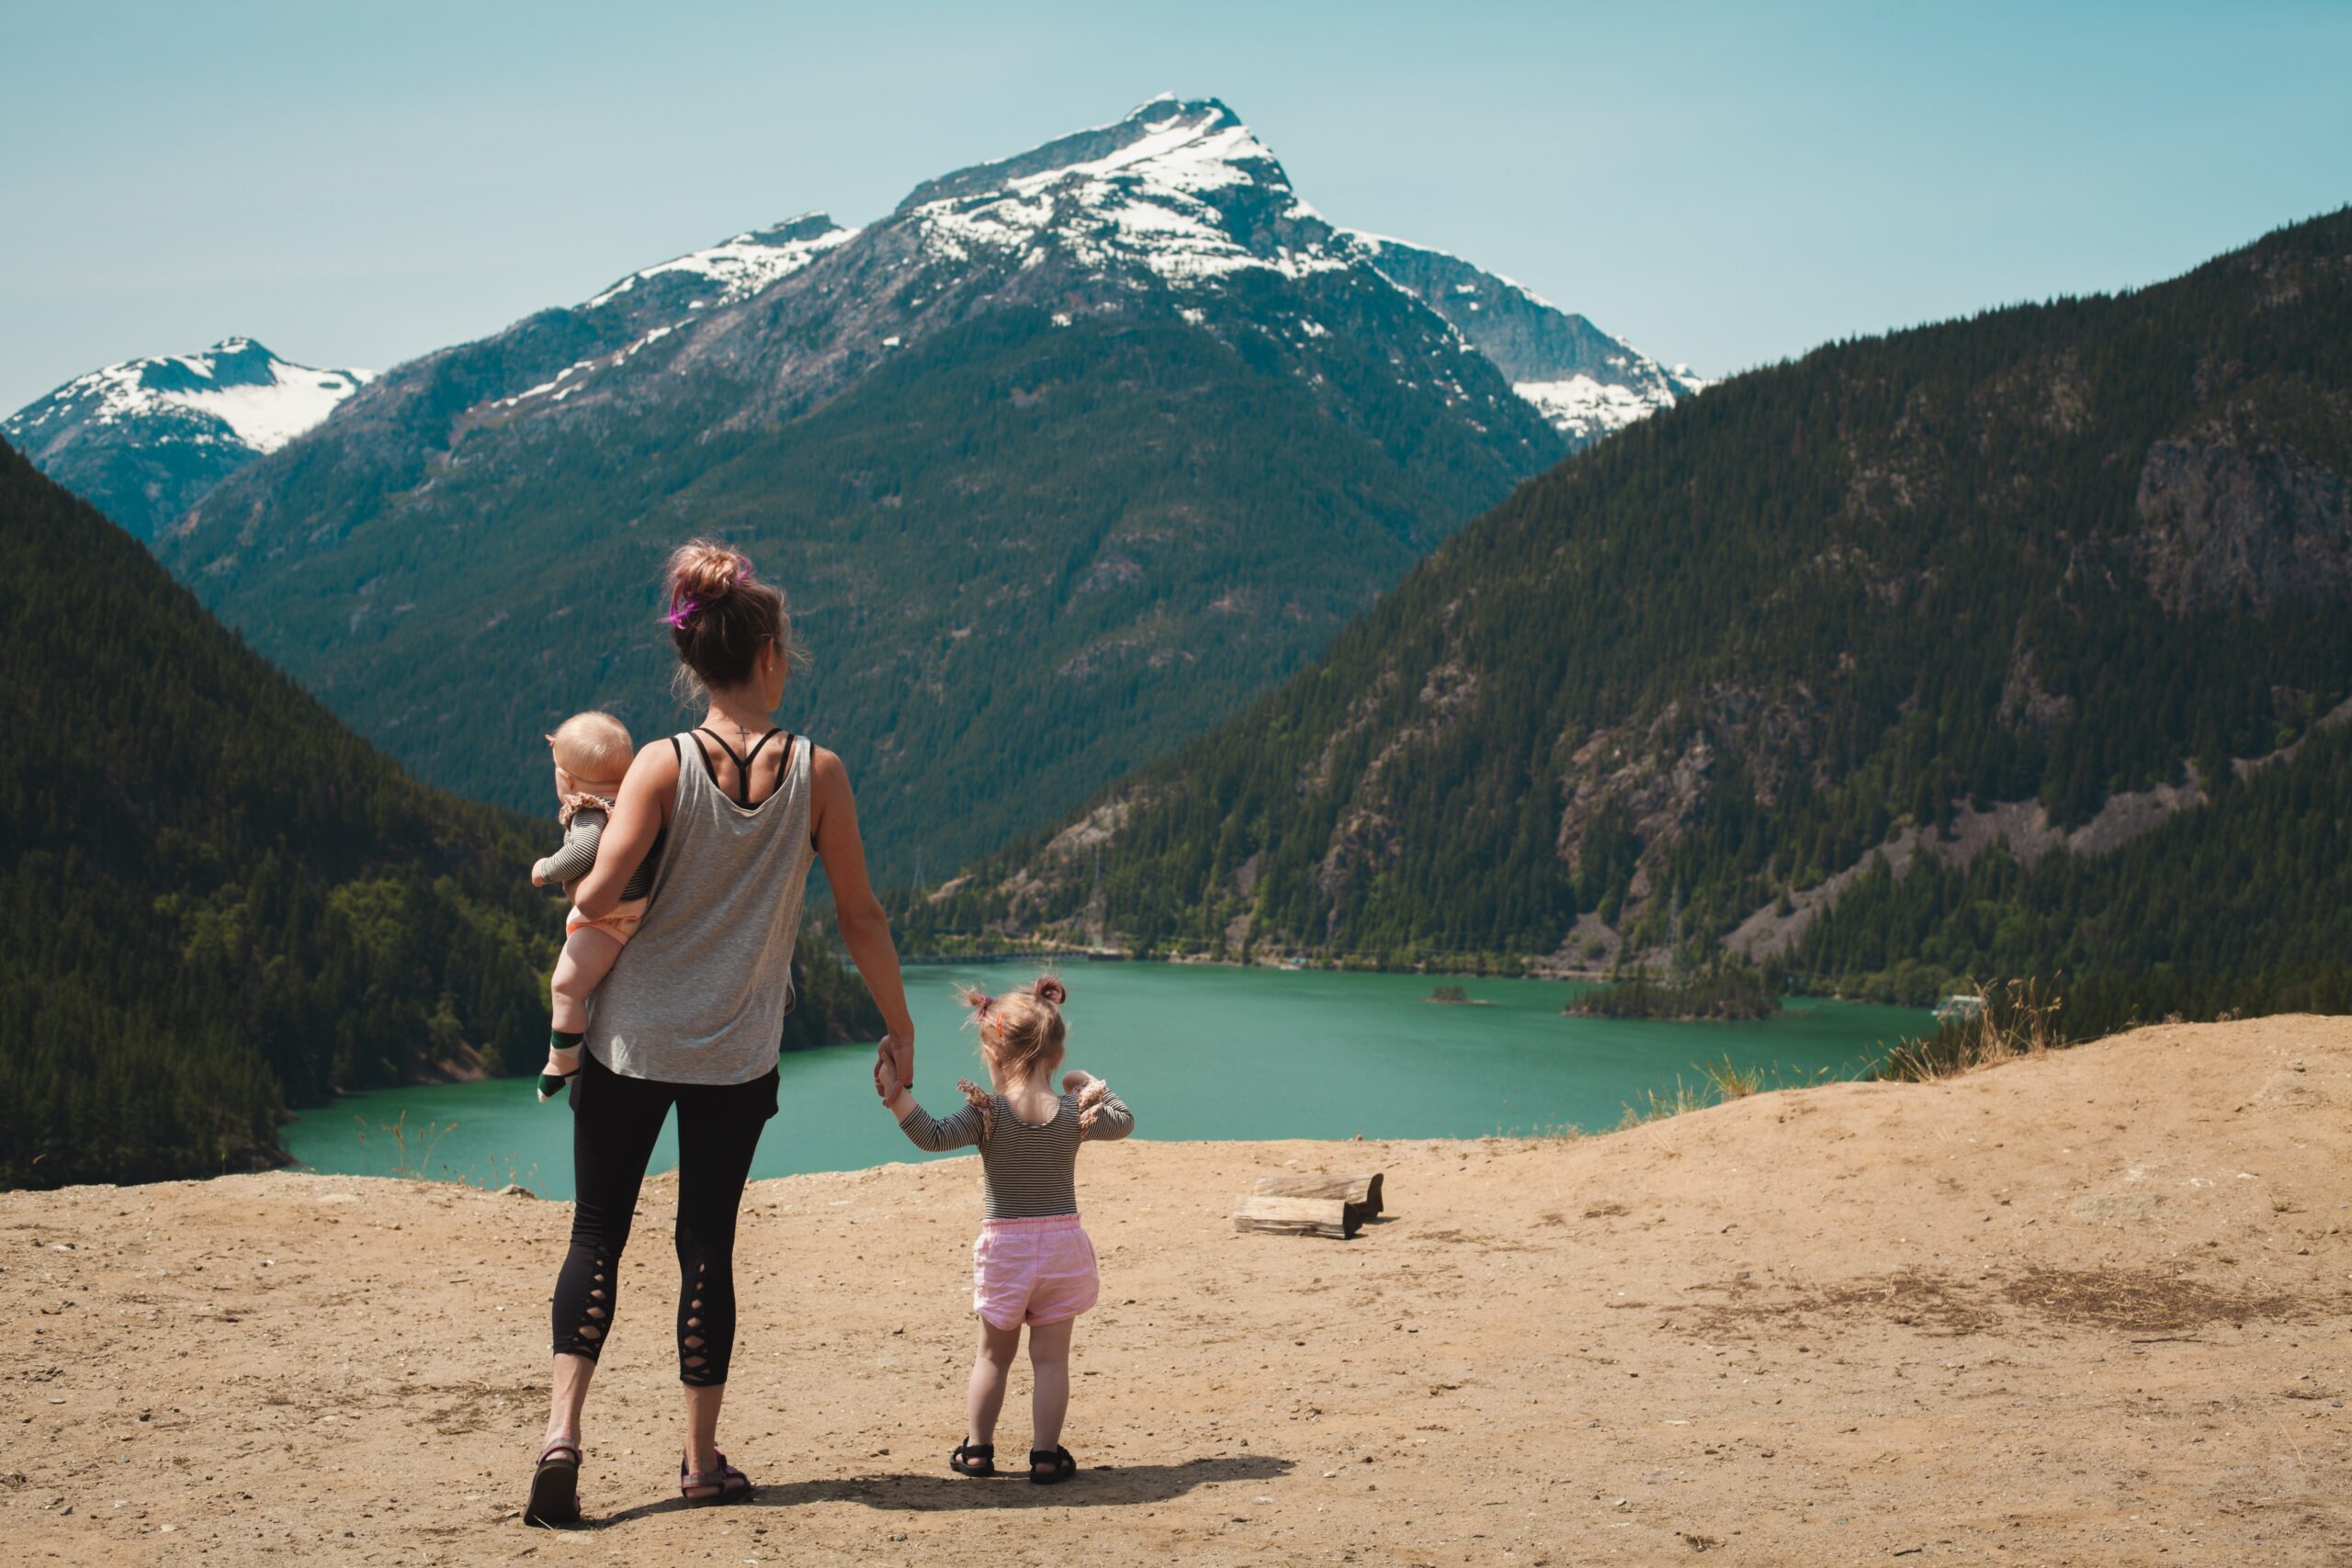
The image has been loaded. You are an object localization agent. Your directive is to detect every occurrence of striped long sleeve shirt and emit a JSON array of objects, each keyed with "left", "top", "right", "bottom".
[
  {"left": 897, "top": 1088, "right": 1134, "bottom": 1219},
  {"left": 533, "top": 806, "right": 655, "bottom": 899}
]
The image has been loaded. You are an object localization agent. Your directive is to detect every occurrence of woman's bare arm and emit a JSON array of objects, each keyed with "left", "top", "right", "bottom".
[
  {"left": 571, "top": 742, "right": 676, "bottom": 919},
  {"left": 810, "top": 745, "right": 915, "bottom": 1088}
]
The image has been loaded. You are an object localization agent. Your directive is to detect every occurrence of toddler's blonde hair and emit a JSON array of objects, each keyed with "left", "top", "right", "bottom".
[
  {"left": 958, "top": 976, "right": 1069, "bottom": 1084},
  {"left": 547, "top": 711, "right": 635, "bottom": 789}
]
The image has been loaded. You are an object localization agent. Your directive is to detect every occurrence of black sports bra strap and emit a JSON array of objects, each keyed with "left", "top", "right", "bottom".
[
  {"left": 693, "top": 726, "right": 786, "bottom": 809},
  {"left": 740, "top": 727, "right": 782, "bottom": 772}
]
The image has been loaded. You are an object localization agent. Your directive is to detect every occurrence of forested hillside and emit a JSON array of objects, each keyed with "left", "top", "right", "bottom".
[
  {"left": 0, "top": 442, "right": 876, "bottom": 1188},
  {"left": 1794, "top": 717, "right": 2352, "bottom": 1029},
  {"left": 910, "top": 209, "right": 2352, "bottom": 1023},
  {"left": 153, "top": 99, "right": 1702, "bottom": 879}
]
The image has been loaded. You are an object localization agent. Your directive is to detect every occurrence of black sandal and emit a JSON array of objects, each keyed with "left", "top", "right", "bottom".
[
  {"left": 537, "top": 1066, "right": 581, "bottom": 1102},
  {"left": 679, "top": 1450, "right": 752, "bottom": 1506},
  {"left": 525, "top": 1440, "right": 582, "bottom": 1527},
  {"left": 949, "top": 1440, "right": 997, "bottom": 1477},
  {"left": 1028, "top": 1445, "right": 1077, "bottom": 1485}
]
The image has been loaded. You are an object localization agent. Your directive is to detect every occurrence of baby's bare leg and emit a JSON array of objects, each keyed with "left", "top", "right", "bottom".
[
  {"left": 967, "top": 1319, "right": 1022, "bottom": 1448},
  {"left": 549, "top": 926, "right": 625, "bottom": 1036},
  {"left": 1026, "top": 1317, "right": 1074, "bottom": 1460}
]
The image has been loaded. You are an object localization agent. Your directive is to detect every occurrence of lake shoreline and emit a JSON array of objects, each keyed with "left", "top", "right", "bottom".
[
  {"left": 894, "top": 942, "right": 1645, "bottom": 982},
  {"left": 284, "top": 964, "right": 1926, "bottom": 1199}
]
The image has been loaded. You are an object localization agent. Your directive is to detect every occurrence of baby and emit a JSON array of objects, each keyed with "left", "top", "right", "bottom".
[
  {"left": 877, "top": 976, "right": 1134, "bottom": 1485},
  {"left": 531, "top": 712, "right": 653, "bottom": 1100}
]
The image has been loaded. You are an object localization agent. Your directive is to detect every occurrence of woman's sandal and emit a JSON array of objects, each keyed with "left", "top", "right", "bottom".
[
  {"left": 679, "top": 1451, "right": 753, "bottom": 1506},
  {"left": 537, "top": 1066, "right": 581, "bottom": 1102},
  {"left": 949, "top": 1440, "right": 997, "bottom": 1477},
  {"left": 1028, "top": 1445, "right": 1078, "bottom": 1485},
  {"left": 524, "top": 1441, "right": 582, "bottom": 1527}
]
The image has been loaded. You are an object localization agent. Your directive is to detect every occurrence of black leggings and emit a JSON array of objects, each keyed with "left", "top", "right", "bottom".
[{"left": 551, "top": 1051, "right": 779, "bottom": 1387}]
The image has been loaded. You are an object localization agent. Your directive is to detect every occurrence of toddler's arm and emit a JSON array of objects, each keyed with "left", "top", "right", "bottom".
[
  {"left": 879, "top": 1060, "right": 988, "bottom": 1152},
  {"left": 1070, "top": 1074, "right": 1135, "bottom": 1141},
  {"left": 532, "top": 810, "right": 605, "bottom": 888}
]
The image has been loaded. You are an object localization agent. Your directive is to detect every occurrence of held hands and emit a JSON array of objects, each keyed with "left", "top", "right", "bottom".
[{"left": 874, "top": 1031, "right": 912, "bottom": 1099}]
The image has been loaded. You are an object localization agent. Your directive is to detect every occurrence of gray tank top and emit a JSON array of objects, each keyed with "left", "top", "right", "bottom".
[{"left": 584, "top": 730, "right": 816, "bottom": 1084}]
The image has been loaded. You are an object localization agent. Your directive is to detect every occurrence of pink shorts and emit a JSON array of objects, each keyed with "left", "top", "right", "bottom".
[{"left": 972, "top": 1214, "right": 1099, "bottom": 1330}]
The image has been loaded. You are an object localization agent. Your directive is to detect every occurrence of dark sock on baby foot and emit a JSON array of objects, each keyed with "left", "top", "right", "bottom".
[{"left": 539, "top": 1031, "right": 585, "bottom": 1100}]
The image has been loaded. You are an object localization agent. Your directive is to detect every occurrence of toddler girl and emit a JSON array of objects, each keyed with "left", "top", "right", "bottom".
[
  {"left": 876, "top": 976, "right": 1133, "bottom": 1484},
  {"left": 531, "top": 711, "right": 654, "bottom": 1100}
]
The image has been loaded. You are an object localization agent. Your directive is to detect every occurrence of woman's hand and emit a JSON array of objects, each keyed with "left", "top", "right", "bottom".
[
  {"left": 875, "top": 1029, "right": 912, "bottom": 1099},
  {"left": 874, "top": 1050, "right": 904, "bottom": 1105}
]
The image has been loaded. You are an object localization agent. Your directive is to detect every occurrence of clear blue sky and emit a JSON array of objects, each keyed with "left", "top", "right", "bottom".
[{"left": 4, "top": 0, "right": 2346, "bottom": 408}]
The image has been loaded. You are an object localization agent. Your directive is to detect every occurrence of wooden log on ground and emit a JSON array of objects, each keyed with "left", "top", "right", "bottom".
[
  {"left": 1253, "top": 1170, "right": 1384, "bottom": 1220},
  {"left": 1232, "top": 1194, "right": 1359, "bottom": 1240}
]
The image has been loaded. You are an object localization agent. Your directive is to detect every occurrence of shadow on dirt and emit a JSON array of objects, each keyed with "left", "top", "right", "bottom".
[{"left": 590, "top": 1454, "right": 1295, "bottom": 1527}]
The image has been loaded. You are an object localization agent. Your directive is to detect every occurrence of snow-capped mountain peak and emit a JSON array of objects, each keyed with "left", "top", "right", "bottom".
[
  {"left": 3, "top": 338, "right": 376, "bottom": 537},
  {"left": 900, "top": 96, "right": 1341, "bottom": 287},
  {"left": 582, "top": 211, "right": 856, "bottom": 312},
  {"left": 9, "top": 338, "right": 373, "bottom": 457},
  {"left": 878, "top": 96, "right": 1702, "bottom": 438}
]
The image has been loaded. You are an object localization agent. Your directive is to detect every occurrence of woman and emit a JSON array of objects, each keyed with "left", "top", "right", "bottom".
[{"left": 525, "top": 539, "right": 915, "bottom": 1524}]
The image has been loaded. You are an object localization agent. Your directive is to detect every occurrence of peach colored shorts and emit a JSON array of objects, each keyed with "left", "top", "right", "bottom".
[
  {"left": 972, "top": 1214, "right": 1099, "bottom": 1330},
  {"left": 565, "top": 897, "right": 648, "bottom": 945}
]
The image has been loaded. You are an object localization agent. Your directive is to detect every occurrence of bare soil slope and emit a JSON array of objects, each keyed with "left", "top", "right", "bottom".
[{"left": 5, "top": 1017, "right": 2347, "bottom": 1566}]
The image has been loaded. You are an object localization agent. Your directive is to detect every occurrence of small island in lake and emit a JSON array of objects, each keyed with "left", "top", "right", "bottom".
[
  {"left": 1425, "top": 984, "right": 1490, "bottom": 1006},
  {"left": 1566, "top": 967, "right": 1781, "bottom": 1021}
]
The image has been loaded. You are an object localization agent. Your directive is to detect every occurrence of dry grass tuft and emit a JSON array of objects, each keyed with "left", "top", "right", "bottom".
[
  {"left": 1696, "top": 1055, "right": 1764, "bottom": 1100},
  {"left": 1880, "top": 977, "right": 2067, "bottom": 1082},
  {"left": 1619, "top": 1076, "right": 1708, "bottom": 1128}
]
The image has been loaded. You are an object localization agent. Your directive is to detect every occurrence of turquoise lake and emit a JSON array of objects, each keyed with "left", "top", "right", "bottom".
[{"left": 282, "top": 962, "right": 1931, "bottom": 1200}]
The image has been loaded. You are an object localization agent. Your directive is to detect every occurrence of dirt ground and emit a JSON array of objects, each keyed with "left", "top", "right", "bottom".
[{"left": 3, "top": 1017, "right": 2347, "bottom": 1566}]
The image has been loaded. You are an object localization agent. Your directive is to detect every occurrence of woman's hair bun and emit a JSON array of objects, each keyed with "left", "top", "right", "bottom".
[
  {"left": 1031, "top": 976, "right": 1068, "bottom": 1006},
  {"left": 673, "top": 542, "right": 748, "bottom": 605}
]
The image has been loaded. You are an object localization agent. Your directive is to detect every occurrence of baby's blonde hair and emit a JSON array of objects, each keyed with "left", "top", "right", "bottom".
[
  {"left": 958, "top": 976, "right": 1069, "bottom": 1084},
  {"left": 547, "top": 711, "right": 635, "bottom": 788}
]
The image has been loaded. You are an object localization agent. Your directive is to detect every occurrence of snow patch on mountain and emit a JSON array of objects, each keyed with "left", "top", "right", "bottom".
[
  {"left": 584, "top": 214, "right": 855, "bottom": 311},
  {"left": 1509, "top": 363, "right": 1710, "bottom": 441},
  {"left": 1513, "top": 377, "right": 1667, "bottom": 442},
  {"left": 6, "top": 338, "right": 374, "bottom": 457},
  {"left": 1340, "top": 230, "right": 1707, "bottom": 439},
  {"left": 4, "top": 338, "right": 376, "bottom": 537}
]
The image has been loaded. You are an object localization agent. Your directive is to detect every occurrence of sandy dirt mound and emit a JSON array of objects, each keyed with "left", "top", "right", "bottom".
[{"left": 4, "top": 1017, "right": 2347, "bottom": 1565}]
